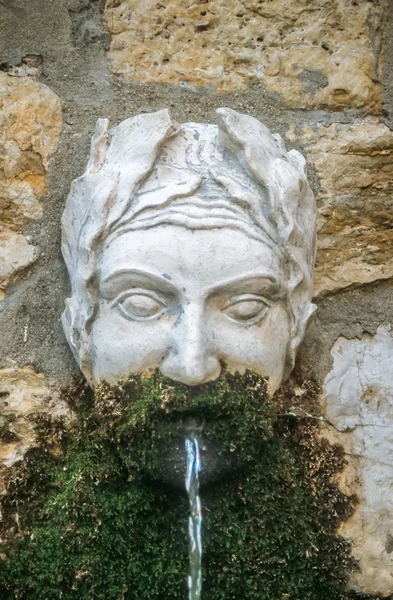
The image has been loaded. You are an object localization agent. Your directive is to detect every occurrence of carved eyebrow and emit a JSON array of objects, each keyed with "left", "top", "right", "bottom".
[
  {"left": 100, "top": 268, "right": 178, "bottom": 299},
  {"left": 208, "top": 273, "right": 284, "bottom": 299}
]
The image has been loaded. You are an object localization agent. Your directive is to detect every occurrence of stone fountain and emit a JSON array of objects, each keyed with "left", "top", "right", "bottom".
[{"left": 61, "top": 107, "right": 317, "bottom": 599}]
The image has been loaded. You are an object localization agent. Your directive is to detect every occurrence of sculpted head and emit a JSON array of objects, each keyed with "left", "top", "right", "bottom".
[{"left": 61, "top": 108, "right": 316, "bottom": 394}]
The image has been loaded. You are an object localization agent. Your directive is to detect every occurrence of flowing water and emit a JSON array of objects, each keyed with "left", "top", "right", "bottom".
[{"left": 185, "top": 432, "right": 203, "bottom": 600}]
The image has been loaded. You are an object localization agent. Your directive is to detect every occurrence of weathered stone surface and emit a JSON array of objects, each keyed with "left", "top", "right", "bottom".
[
  {"left": 0, "top": 73, "right": 62, "bottom": 230},
  {"left": 0, "top": 54, "right": 43, "bottom": 80},
  {"left": 0, "top": 231, "right": 39, "bottom": 299},
  {"left": 0, "top": 72, "right": 62, "bottom": 297},
  {"left": 104, "top": 0, "right": 386, "bottom": 109},
  {"left": 287, "top": 118, "right": 393, "bottom": 296},
  {"left": 322, "top": 326, "right": 393, "bottom": 597},
  {"left": 0, "top": 366, "right": 73, "bottom": 495}
]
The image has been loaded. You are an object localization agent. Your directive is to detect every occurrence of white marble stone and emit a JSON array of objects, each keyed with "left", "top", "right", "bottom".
[
  {"left": 323, "top": 325, "right": 393, "bottom": 597},
  {"left": 61, "top": 108, "right": 316, "bottom": 391}
]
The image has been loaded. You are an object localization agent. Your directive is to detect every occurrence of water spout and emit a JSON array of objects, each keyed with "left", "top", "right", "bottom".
[{"left": 185, "top": 431, "right": 203, "bottom": 600}]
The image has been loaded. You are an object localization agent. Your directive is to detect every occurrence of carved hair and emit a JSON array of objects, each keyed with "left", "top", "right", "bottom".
[{"left": 62, "top": 108, "right": 316, "bottom": 380}]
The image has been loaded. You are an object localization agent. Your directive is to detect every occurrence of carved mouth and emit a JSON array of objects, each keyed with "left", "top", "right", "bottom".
[
  {"left": 182, "top": 413, "right": 204, "bottom": 432},
  {"left": 152, "top": 417, "right": 236, "bottom": 490}
]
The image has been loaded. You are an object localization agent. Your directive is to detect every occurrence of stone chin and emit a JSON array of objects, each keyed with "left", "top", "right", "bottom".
[{"left": 61, "top": 108, "right": 317, "bottom": 395}]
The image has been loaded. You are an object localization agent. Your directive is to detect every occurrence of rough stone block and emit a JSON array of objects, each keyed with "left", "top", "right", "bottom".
[
  {"left": 0, "top": 231, "right": 39, "bottom": 299},
  {"left": 0, "top": 366, "right": 73, "bottom": 495},
  {"left": 322, "top": 326, "right": 393, "bottom": 597},
  {"left": 104, "top": 0, "right": 386, "bottom": 109},
  {"left": 287, "top": 118, "right": 393, "bottom": 296},
  {"left": 0, "top": 72, "right": 62, "bottom": 297}
]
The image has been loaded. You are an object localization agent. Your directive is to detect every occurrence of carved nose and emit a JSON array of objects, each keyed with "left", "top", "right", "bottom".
[
  {"left": 162, "top": 354, "right": 220, "bottom": 386},
  {"left": 159, "top": 305, "right": 221, "bottom": 386}
]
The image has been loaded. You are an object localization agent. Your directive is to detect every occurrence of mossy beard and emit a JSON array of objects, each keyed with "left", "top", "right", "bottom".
[
  {"left": 88, "top": 369, "right": 275, "bottom": 487},
  {"left": 0, "top": 370, "right": 359, "bottom": 600}
]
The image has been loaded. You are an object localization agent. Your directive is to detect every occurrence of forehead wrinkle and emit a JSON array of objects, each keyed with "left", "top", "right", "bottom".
[
  {"left": 107, "top": 219, "right": 282, "bottom": 261},
  {"left": 99, "top": 226, "right": 286, "bottom": 301}
]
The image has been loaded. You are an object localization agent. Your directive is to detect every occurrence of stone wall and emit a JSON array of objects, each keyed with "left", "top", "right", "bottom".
[{"left": 0, "top": 0, "right": 392, "bottom": 596}]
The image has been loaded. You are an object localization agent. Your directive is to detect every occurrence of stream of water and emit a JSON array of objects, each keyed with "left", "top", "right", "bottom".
[{"left": 185, "top": 432, "right": 203, "bottom": 600}]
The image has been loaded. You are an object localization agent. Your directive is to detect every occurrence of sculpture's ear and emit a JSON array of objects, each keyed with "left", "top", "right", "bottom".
[
  {"left": 216, "top": 108, "right": 317, "bottom": 373},
  {"left": 61, "top": 110, "right": 179, "bottom": 379}
]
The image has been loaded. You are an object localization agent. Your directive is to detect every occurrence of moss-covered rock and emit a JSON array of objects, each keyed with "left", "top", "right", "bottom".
[{"left": 0, "top": 371, "right": 372, "bottom": 599}]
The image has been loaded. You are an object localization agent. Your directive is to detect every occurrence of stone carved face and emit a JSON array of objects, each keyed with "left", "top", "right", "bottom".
[{"left": 62, "top": 108, "right": 316, "bottom": 394}]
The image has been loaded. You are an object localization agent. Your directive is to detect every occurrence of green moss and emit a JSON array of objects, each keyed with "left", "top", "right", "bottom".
[
  {"left": 0, "top": 371, "right": 374, "bottom": 599},
  {"left": 0, "top": 414, "right": 19, "bottom": 443}
]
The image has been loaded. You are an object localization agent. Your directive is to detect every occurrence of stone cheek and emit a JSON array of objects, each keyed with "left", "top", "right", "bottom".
[
  {"left": 322, "top": 326, "right": 393, "bottom": 597},
  {"left": 104, "top": 0, "right": 386, "bottom": 109},
  {"left": 286, "top": 119, "right": 393, "bottom": 296},
  {"left": 0, "top": 73, "right": 62, "bottom": 299},
  {"left": 0, "top": 366, "right": 73, "bottom": 496}
]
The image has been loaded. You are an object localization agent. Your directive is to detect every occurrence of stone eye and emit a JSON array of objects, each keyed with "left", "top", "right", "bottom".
[
  {"left": 223, "top": 297, "right": 269, "bottom": 322},
  {"left": 117, "top": 293, "right": 165, "bottom": 320}
]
